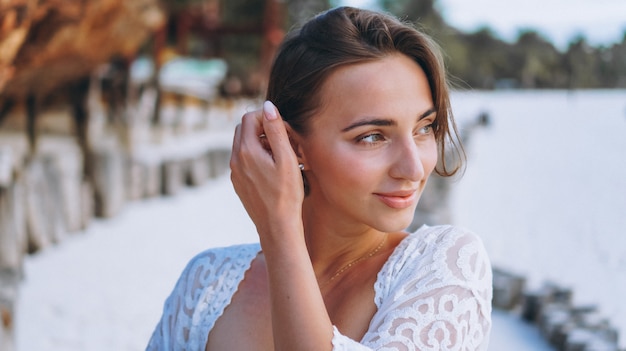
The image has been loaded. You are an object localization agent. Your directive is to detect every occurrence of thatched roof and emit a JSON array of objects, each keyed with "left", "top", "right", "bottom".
[{"left": 0, "top": 0, "right": 165, "bottom": 97}]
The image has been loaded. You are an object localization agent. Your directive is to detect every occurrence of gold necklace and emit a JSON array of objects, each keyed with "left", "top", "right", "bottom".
[{"left": 321, "top": 233, "right": 389, "bottom": 287}]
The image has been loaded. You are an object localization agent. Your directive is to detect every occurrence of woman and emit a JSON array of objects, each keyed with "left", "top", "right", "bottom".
[{"left": 147, "top": 6, "right": 492, "bottom": 351}]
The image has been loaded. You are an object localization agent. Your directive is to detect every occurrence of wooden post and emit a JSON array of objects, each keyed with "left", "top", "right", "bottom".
[
  {"left": 492, "top": 268, "right": 526, "bottom": 310},
  {"left": 124, "top": 156, "right": 144, "bottom": 201},
  {"left": 0, "top": 178, "right": 26, "bottom": 273},
  {"left": 208, "top": 149, "right": 230, "bottom": 178},
  {"left": 40, "top": 155, "right": 67, "bottom": 243},
  {"left": 0, "top": 148, "right": 25, "bottom": 351},
  {"left": 51, "top": 150, "right": 88, "bottom": 233},
  {"left": 185, "top": 155, "right": 209, "bottom": 187},
  {"left": 0, "top": 269, "right": 18, "bottom": 351},
  {"left": 143, "top": 161, "right": 162, "bottom": 198},
  {"left": 24, "top": 157, "right": 54, "bottom": 252},
  {"left": 80, "top": 179, "right": 93, "bottom": 230},
  {"left": 92, "top": 147, "right": 126, "bottom": 218},
  {"left": 161, "top": 159, "right": 183, "bottom": 196}
]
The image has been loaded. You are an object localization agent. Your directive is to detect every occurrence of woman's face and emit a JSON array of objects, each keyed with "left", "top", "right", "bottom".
[{"left": 296, "top": 54, "right": 438, "bottom": 232}]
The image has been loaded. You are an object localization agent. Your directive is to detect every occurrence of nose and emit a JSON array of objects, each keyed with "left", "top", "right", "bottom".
[{"left": 389, "top": 137, "right": 426, "bottom": 182}]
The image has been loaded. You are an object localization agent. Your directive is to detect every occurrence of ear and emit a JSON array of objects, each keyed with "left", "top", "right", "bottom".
[{"left": 284, "top": 122, "right": 306, "bottom": 165}]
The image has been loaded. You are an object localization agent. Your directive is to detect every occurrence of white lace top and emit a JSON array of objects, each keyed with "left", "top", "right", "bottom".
[{"left": 147, "top": 225, "right": 492, "bottom": 350}]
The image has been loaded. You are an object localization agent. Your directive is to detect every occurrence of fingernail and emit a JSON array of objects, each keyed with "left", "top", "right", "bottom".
[{"left": 263, "top": 100, "right": 278, "bottom": 120}]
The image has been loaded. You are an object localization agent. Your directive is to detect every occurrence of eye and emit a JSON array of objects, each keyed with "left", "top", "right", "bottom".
[
  {"left": 357, "top": 132, "right": 387, "bottom": 144},
  {"left": 416, "top": 124, "right": 434, "bottom": 136}
]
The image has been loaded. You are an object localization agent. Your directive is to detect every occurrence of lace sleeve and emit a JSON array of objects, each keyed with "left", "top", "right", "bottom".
[
  {"left": 332, "top": 226, "right": 492, "bottom": 351},
  {"left": 145, "top": 259, "right": 190, "bottom": 351},
  {"left": 145, "top": 244, "right": 260, "bottom": 351},
  {"left": 146, "top": 250, "right": 212, "bottom": 351}
]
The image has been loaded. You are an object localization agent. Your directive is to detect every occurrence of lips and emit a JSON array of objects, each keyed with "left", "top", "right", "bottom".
[{"left": 374, "top": 190, "right": 418, "bottom": 209}]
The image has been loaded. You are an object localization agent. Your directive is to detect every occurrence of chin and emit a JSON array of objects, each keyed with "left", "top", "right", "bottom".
[{"left": 371, "top": 213, "right": 414, "bottom": 233}]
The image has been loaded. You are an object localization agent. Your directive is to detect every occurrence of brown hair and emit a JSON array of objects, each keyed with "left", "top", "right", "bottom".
[{"left": 266, "top": 6, "right": 464, "bottom": 176}]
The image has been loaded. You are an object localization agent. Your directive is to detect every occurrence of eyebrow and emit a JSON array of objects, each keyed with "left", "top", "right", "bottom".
[{"left": 341, "top": 107, "right": 436, "bottom": 132}]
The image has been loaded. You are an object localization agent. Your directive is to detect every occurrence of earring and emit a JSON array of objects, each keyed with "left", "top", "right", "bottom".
[{"left": 298, "top": 163, "right": 305, "bottom": 171}]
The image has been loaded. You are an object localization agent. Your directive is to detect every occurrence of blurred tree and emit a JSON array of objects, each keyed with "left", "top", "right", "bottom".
[
  {"left": 438, "top": 29, "right": 471, "bottom": 89},
  {"left": 564, "top": 36, "right": 602, "bottom": 88},
  {"left": 612, "top": 34, "right": 626, "bottom": 87},
  {"left": 597, "top": 33, "right": 626, "bottom": 88},
  {"left": 379, "top": 0, "right": 445, "bottom": 36},
  {"left": 452, "top": 27, "right": 512, "bottom": 89},
  {"left": 377, "top": 0, "right": 626, "bottom": 89},
  {"left": 287, "top": 0, "right": 331, "bottom": 27},
  {"left": 513, "top": 30, "right": 565, "bottom": 88}
]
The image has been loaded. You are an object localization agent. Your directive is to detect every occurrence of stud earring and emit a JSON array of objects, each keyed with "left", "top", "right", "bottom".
[{"left": 298, "top": 163, "right": 305, "bottom": 171}]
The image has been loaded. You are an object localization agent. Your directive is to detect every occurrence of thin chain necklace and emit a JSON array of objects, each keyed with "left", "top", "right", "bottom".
[{"left": 320, "top": 233, "right": 389, "bottom": 287}]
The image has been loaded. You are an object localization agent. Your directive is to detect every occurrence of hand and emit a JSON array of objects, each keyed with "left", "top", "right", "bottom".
[{"left": 230, "top": 101, "right": 305, "bottom": 237}]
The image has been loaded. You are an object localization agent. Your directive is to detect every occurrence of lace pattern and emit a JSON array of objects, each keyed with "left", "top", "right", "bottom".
[
  {"left": 146, "top": 243, "right": 260, "bottom": 350},
  {"left": 147, "top": 225, "right": 492, "bottom": 350}
]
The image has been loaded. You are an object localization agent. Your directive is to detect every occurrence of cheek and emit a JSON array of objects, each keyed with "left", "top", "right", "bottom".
[
  {"left": 324, "top": 150, "right": 375, "bottom": 182},
  {"left": 422, "top": 141, "right": 439, "bottom": 176},
  {"left": 308, "top": 145, "right": 378, "bottom": 189}
]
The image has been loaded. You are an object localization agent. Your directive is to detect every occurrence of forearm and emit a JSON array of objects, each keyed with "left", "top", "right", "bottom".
[
  {"left": 231, "top": 102, "right": 335, "bottom": 349},
  {"left": 260, "top": 223, "right": 334, "bottom": 351}
]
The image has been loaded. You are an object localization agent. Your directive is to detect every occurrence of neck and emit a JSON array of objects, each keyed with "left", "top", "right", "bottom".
[{"left": 301, "top": 203, "right": 389, "bottom": 284}]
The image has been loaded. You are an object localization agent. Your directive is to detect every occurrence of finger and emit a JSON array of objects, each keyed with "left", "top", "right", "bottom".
[
  {"left": 262, "top": 101, "right": 298, "bottom": 166},
  {"left": 230, "top": 123, "right": 242, "bottom": 173},
  {"left": 239, "top": 109, "right": 274, "bottom": 157},
  {"left": 231, "top": 123, "right": 242, "bottom": 157},
  {"left": 240, "top": 109, "right": 264, "bottom": 143}
]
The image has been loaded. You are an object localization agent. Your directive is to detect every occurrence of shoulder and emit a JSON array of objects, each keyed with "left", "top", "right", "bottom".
[
  {"left": 186, "top": 242, "right": 261, "bottom": 265},
  {"left": 409, "top": 225, "right": 488, "bottom": 267},
  {"left": 368, "top": 226, "right": 492, "bottom": 349},
  {"left": 389, "top": 225, "right": 488, "bottom": 269},
  {"left": 421, "top": 225, "right": 491, "bottom": 284},
  {"left": 179, "top": 242, "right": 261, "bottom": 282},
  {"left": 377, "top": 225, "right": 492, "bottom": 299},
  {"left": 408, "top": 224, "right": 485, "bottom": 250},
  {"left": 147, "top": 243, "right": 261, "bottom": 349},
  {"left": 167, "top": 243, "right": 261, "bottom": 328},
  {"left": 164, "top": 242, "right": 261, "bottom": 304}
]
